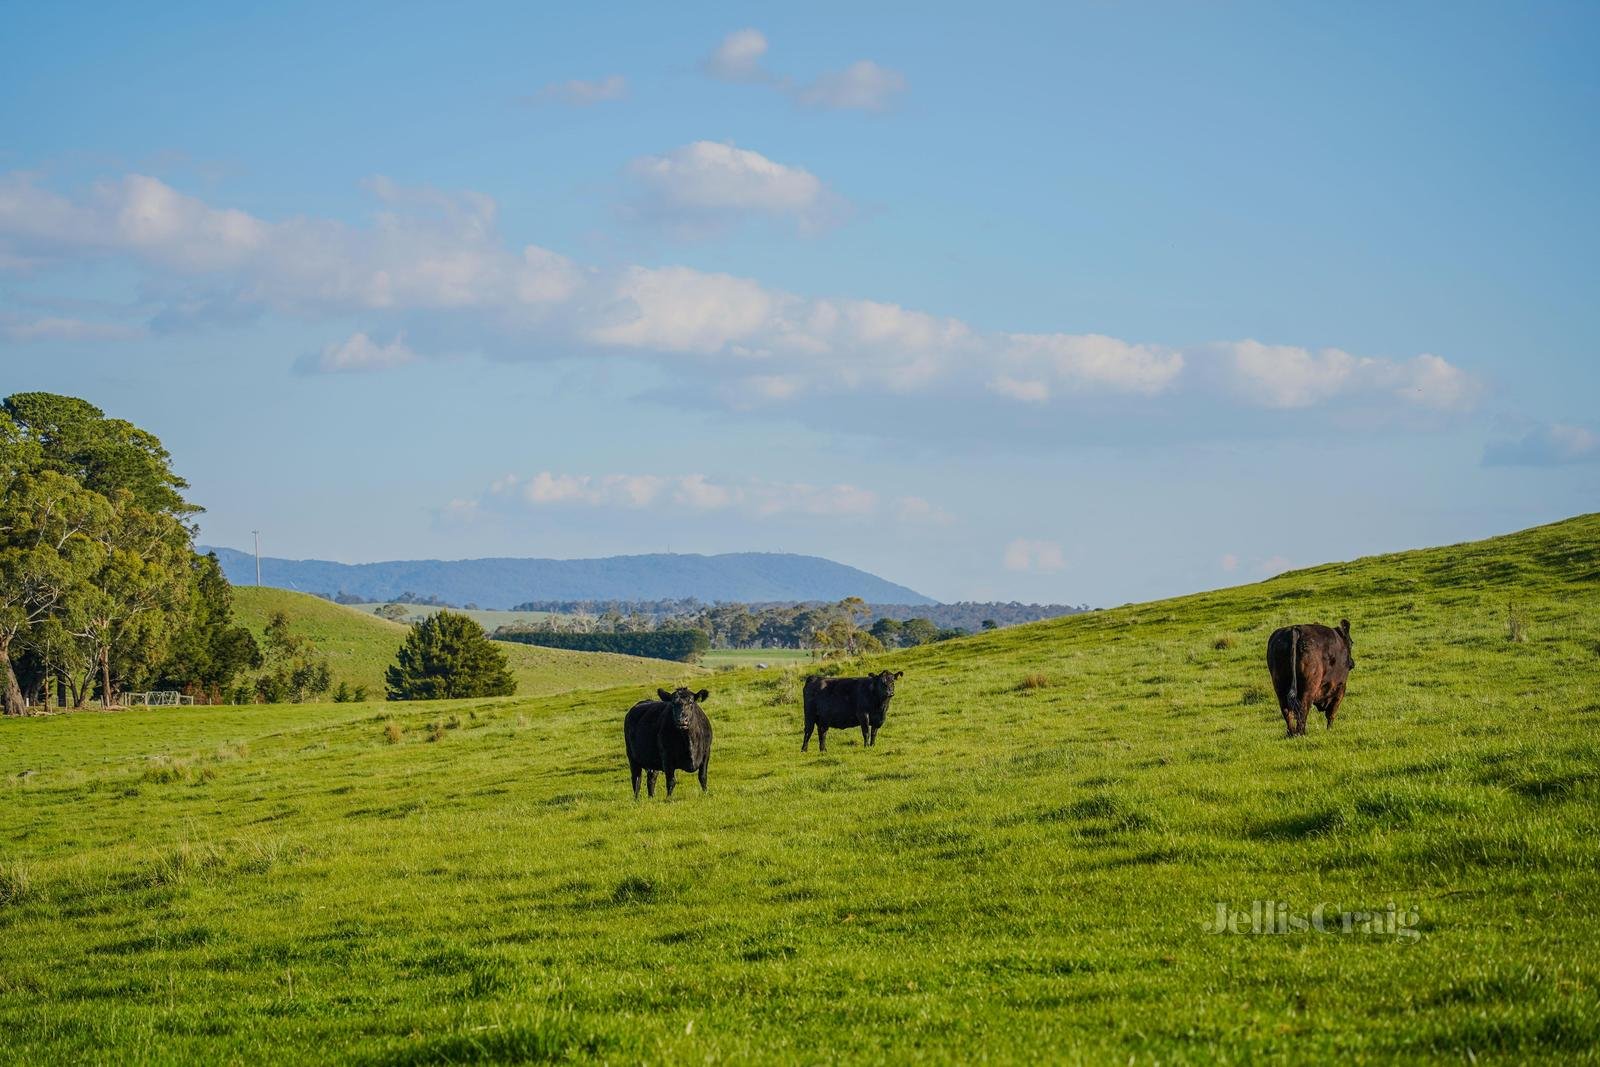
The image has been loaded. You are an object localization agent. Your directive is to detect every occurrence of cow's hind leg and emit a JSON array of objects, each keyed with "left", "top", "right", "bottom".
[
  {"left": 802, "top": 717, "right": 815, "bottom": 751},
  {"left": 1323, "top": 683, "right": 1345, "bottom": 730},
  {"left": 630, "top": 762, "right": 642, "bottom": 799},
  {"left": 817, "top": 724, "right": 828, "bottom": 753},
  {"left": 646, "top": 769, "right": 658, "bottom": 797}
]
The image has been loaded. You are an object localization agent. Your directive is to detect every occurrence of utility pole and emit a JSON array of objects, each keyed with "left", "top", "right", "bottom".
[{"left": 253, "top": 531, "right": 261, "bottom": 586}]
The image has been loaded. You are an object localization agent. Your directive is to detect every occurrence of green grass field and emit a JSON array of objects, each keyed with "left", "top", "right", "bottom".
[
  {"left": 2, "top": 515, "right": 1597, "bottom": 1063},
  {"left": 231, "top": 588, "right": 692, "bottom": 698}
]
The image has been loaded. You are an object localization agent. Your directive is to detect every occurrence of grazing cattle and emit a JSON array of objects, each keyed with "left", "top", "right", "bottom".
[
  {"left": 802, "top": 670, "right": 903, "bottom": 752},
  {"left": 1266, "top": 619, "right": 1355, "bottom": 736},
  {"left": 624, "top": 687, "right": 712, "bottom": 798}
]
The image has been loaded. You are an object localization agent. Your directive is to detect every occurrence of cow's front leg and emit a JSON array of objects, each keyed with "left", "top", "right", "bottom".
[
  {"left": 698, "top": 758, "right": 709, "bottom": 792},
  {"left": 665, "top": 768, "right": 677, "bottom": 797},
  {"left": 859, "top": 715, "right": 872, "bottom": 746},
  {"left": 646, "top": 769, "right": 658, "bottom": 797}
]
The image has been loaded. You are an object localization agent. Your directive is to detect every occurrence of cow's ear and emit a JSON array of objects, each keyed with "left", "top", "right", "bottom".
[
  {"left": 894, "top": 671, "right": 904, "bottom": 679},
  {"left": 657, "top": 688, "right": 673, "bottom": 702},
  {"left": 695, "top": 689, "right": 710, "bottom": 703},
  {"left": 1340, "top": 619, "right": 1351, "bottom": 634}
]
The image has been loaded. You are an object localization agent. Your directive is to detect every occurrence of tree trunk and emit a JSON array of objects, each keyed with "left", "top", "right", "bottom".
[
  {"left": 0, "top": 637, "right": 24, "bottom": 717},
  {"left": 100, "top": 646, "right": 113, "bottom": 709}
]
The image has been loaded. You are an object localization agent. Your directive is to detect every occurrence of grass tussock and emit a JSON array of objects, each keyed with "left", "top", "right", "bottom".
[
  {"left": 1506, "top": 600, "right": 1530, "bottom": 643},
  {"left": 1017, "top": 672, "right": 1053, "bottom": 691},
  {"left": 0, "top": 862, "right": 33, "bottom": 907},
  {"left": 383, "top": 721, "right": 403, "bottom": 744},
  {"left": 426, "top": 722, "right": 446, "bottom": 743},
  {"left": 1240, "top": 684, "right": 1270, "bottom": 706},
  {"left": 1212, "top": 634, "right": 1237, "bottom": 650}
]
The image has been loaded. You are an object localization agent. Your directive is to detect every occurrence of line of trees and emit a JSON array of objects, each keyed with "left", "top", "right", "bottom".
[
  {"left": 494, "top": 597, "right": 970, "bottom": 657},
  {"left": 504, "top": 597, "right": 1089, "bottom": 640},
  {"left": 0, "top": 393, "right": 261, "bottom": 714}
]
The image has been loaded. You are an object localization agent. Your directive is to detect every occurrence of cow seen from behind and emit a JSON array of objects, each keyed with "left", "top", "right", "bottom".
[
  {"left": 802, "top": 670, "right": 903, "bottom": 752},
  {"left": 1266, "top": 619, "right": 1355, "bottom": 737},
  {"left": 624, "top": 687, "right": 712, "bottom": 798}
]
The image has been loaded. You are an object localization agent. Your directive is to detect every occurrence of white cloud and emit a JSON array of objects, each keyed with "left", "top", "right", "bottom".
[
  {"left": 796, "top": 60, "right": 906, "bottom": 111},
  {"left": 625, "top": 141, "right": 841, "bottom": 235},
  {"left": 485, "top": 471, "right": 941, "bottom": 523},
  {"left": 530, "top": 74, "right": 627, "bottom": 106},
  {"left": 1001, "top": 333, "right": 1185, "bottom": 395},
  {"left": 301, "top": 332, "right": 418, "bottom": 374},
  {"left": 1003, "top": 539, "right": 1065, "bottom": 573},
  {"left": 0, "top": 171, "right": 1485, "bottom": 424},
  {"left": 703, "top": 29, "right": 770, "bottom": 83},
  {"left": 701, "top": 29, "right": 906, "bottom": 111},
  {"left": 1483, "top": 422, "right": 1600, "bottom": 467},
  {"left": 987, "top": 376, "right": 1050, "bottom": 403},
  {"left": 1218, "top": 340, "right": 1479, "bottom": 412}
]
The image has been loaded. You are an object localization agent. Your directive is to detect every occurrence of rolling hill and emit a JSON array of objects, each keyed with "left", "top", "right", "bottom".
[
  {"left": 230, "top": 587, "right": 696, "bottom": 698},
  {"left": 2, "top": 514, "right": 1596, "bottom": 1061},
  {"left": 204, "top": 547, "right": 935, "bottom": 608}
]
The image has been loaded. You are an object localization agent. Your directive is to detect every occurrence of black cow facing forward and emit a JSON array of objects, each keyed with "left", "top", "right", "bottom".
[
  {"left": 624, "top": 687, "right": 712, "bottom": 798},
  {"left": 1266, "top": 619, "right": 1355, "bottom": 737},
  {"left": 802, "top": 670, "right": 903, "bottom": 752}
]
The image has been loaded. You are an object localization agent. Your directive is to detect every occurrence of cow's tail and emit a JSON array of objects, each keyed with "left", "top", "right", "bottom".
[{"left": 1286, "top": 626, "right": 1302, "bottom": 714}]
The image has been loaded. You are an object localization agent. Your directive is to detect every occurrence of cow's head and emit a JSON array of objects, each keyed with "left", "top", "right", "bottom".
[
  {"left": 872, "top": 670, "right": 904, "bottom": 701},
  {"left": 1339, "top": 619, "right": 1355, "bottom": 670},
  {"left": 658, "top": 687, "right": 710, "bottom": 728}
]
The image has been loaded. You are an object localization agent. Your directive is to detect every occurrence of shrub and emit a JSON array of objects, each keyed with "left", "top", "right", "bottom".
[
  {"left": 352, "top": 684, "right": 369, "bottom": 702},
  {"left": 387, "top": 611, "right": 517, "bottom": 701},
  {"left": 383, "top": 721, "right": 403, "bottom": 744},
  {"left": 1241, "top": 684, "right": 1269, "bottom": 706},
  {"left": 331, "top": 682, "right": 352, "bottom": 703},
  {"left": 1213, "top": 635, "right": 1237, "bottom": 650}
]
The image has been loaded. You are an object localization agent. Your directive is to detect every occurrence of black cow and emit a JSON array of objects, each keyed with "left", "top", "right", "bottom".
[
  {"left": 623, "top": 687, "right": 713, "bottom": 798},
  {"left": 1266, "top": 619, "right": 1355, "bottom": 737},
  {"left": 802, "top": 670, "right": 903, "bottom": 752}
]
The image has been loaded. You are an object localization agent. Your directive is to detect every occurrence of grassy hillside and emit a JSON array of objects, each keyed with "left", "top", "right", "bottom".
[
  {"left": 2, "top": 515, "right": 1597, "bottom": 1062},
  {"left": 230, "top": 587, "right": 693, "bottom": 698}
]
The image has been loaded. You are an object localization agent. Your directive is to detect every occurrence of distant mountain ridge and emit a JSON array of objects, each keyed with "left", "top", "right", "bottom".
[{"left": 202, "top": 547, "right": 936, "bottom": 608}]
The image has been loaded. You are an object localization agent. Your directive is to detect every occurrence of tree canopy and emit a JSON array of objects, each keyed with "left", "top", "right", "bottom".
[
  {"left": 0, "top": 393, "right": 257, "bottom": 713},
  {"left": 386, "top": 610, "right": 516, "bottom": 701}
]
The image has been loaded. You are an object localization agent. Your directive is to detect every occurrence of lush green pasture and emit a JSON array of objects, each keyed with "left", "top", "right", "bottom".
[
  {"left": 232, "top": 588, "right": 687, "bottom": 698},
  {"left": 3, "top": 516, "right": 1597, "bottom": 1063}
]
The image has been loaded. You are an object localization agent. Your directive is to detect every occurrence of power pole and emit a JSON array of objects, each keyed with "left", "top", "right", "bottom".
[{"left": 253, "top": 530, "right": 261, "bottom": 586}]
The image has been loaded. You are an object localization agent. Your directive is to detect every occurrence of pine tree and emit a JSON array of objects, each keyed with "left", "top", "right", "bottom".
[{"left": 386, "top": 610, "right": 516, "bottom": 701}]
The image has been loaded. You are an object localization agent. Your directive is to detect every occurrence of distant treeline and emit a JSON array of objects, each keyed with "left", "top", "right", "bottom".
[
  {"left": 491, "top": 596, "right": 1081, "bottom": 653},
  {"left": 496, "top": 629, "right": 710, "bottom": 663},
  {"left": 506, "top": 598, "right": 1090, "bottom": 635}
]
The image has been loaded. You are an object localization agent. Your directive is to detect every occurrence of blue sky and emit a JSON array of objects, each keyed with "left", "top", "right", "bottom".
[{"left": 2, "top": 1, "right": 1596, "bottom": 604}]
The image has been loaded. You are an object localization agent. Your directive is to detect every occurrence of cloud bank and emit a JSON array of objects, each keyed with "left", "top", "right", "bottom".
[{"left": 0, "top": 171, "right": 1482, "bottom": 430}]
